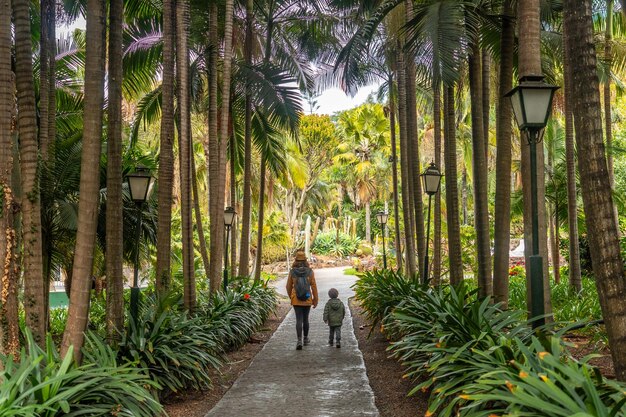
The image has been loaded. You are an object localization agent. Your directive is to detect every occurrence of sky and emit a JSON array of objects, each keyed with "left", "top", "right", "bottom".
[{"left": 310, "top": 84, "right": 381, "bottom": 115}]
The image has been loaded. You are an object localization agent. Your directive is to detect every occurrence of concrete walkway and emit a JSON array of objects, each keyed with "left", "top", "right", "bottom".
[{"left": 206, "top": 267, "right": 379, "bottom": 417}]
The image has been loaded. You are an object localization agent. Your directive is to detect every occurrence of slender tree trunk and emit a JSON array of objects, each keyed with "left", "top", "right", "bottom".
[
  {"left": 105, "top": 0, "right": 124, "bottom": 343},
  {"left": 518, "top": 0, "right": 552, "bottom": 317},
  {"left": 469, "top": 45, "right": 492, "bottom": 297},
  {"left": 365, "top": 201, "right": 371, "bottom": 243},
  {"left": 254, "top": 158, "right": 266, "bottom": 282},
  {"left": 397, "top": 47, "right": 416, "bottom": 278},
  {"left": 62, "top": 0, "right": 106, "bottom": 361},
  {"left": 230, "top": 138, "right": 237, "bottom": 277},
  {"left": 388, "top": 74, "right": 403, "bottom": 271},
  {"left": 191, "top": 152, "right": 210, "bottom": 278},
  {"left": 209, "top": 0, "right": 235, "bottom": 292},
  {"left": 562, "top": 13, "right": 583, "bottom": 292},
  {"left": 565, "top": 0, "right": 626, "bottom": 381},
  {"left": 444, "top": 85, "right": 463, "bottom": 285},
  {"left": 462, "top": 168, "right": 468, "bottom": 225},
  {"left": 482, "top": 50, "right": 490, "bottom": 163},
  {"left": 493, "top": 0, "right": 515, "bottom": 307},
  {"left": 405, "top": 0, "right": 425, "bottom": 279},
  {"left": 156, "top": 0, "right": 175, "bottom": 293},
  {"left": 14, "top": 0, "right": 46, "bottom": 343},
  {"left": 238, "top": 0, "right": 254, "bottom": 278},
  {"left": 207, "top": 3, "right": 218, "bottom": 289},
  {"left": 432, "top": 77, "right": 442, "bottom": 285},
  {"left": 177, "top": 0, "right": 195, "bottom": 311},
  {"left": 40, "top": 0, "right": 56, "bottom": 162},
  {"left": 604, "top": 0, "right": 619, "bottom": 229},
  {"left": 0, "top": 1, "right": 19, "bottom": 357}
]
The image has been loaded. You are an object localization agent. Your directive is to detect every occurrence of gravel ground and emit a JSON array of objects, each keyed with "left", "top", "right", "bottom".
[
  {"left": 163, "top": 298, "right": 291, "bottom": 417},
  {"left": 350, "top": 299, "right": 428, "bottom": 417}
]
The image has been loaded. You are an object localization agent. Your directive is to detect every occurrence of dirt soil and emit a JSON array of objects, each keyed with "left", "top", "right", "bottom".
[
  {"left": 350, "top": 299, "right": 428, "bottom": 417},
  {"left": 163, "top": 299, "right": 291, "bottom": 417},
  {"left": 564, "top": 334, "right": 615, "bottom": 379}
]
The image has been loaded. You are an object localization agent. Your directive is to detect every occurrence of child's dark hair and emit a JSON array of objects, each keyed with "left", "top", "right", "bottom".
[{"left": 328, "top": 288, "right": 339, "bottom": 299}]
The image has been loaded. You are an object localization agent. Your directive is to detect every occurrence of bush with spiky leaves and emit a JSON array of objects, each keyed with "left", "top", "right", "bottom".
[{"left": 0, "top": 330, "right": 162, "bottom": 417}]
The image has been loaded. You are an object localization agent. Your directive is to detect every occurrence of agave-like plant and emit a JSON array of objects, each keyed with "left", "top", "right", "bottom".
[{"left": 0, "top": 330, "right": 162, "bottom": 417}]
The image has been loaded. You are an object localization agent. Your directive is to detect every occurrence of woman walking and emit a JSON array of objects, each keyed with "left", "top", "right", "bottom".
[{"left": 286, "top": 250, "right": 318, "bottom": 350}]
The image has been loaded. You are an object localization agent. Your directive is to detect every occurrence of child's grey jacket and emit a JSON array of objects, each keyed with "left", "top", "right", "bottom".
[{"left": 323, "top": 298, "right": 345, "bottom": 327}]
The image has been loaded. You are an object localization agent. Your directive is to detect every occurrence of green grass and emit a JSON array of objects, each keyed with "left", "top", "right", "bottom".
[{"left": 343, "top": 267, "right": 358, "bottom": 276}]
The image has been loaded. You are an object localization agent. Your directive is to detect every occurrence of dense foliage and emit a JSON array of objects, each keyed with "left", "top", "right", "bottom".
[{"left": 353, "top": 270, "right": 626, "bottom": 416}]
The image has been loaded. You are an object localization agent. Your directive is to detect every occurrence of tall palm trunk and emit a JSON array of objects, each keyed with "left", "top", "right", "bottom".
[
  {"left": 230, "top": 136, "right": 237, "bottom": 277},
  {"left": 156, "top": 0, "right": 175, "bottom": 293},
  {"left": 432, "top": 77, "right": 442, "bottom": 285},
  {"left": 565, "top": 0, "right": 626, "bottom": 381},
  {"left": 562, "top": 14, "right": 582, "bottom": 292},
  {"left": 105, "top": 0, "right": 124, "bottom": 343},
  {"left": 405, "top": 0, "right": 425, "bottom": 279},
  {"left": 207, "top": 3, "right": 218, "bottom": 287},
  {"left": 39, "top": 0, "right": 55, "bottom": 161},
  {"left": 397, "top": 48, "right": 416, "bottom": 278},
  {"left": 604, "top": 0, "right": 618, "bottom": 228},
  {"left": 388, "top": 73, "right": 402, "bottom": 271},
  {"left": 62, "top": 0, "right": 106, "bottom": 360},
  {"left": 14, "top": 0, "right": 46, "bottom": 343},
  {"left": 209, "top": 0, "right": 235, "bottom": 292},
  {"left": 482, "top": 51, "right": 490, "bottom": 162},
  {"left": 443, "top": 85, "right": 463, "bottom": 285},
  {"left": 469, "top": 45, "right": 492, "bottom": 297},
  {"left": 254, "top": 158, "right": 267, "bottom": 282},
  {"left": 191, "top": 152, "right": 210, "bottom": 278},
  {"left": 177, "top": 0, "right": 195, "bottom": 310},
  {"left": 518, "top": 0, "right": 552, "bottom": 317},
  {"left": 0, "top": 0, "right": 19, "bottom": 357},
  {"left": 238, "top": 0, "right": 254, "bottom": 278},
  {"left": 365, "top": 201, "right": 371, "bottom": 243},
  {"left": 493, "top": 0, "right": 515, "bottom": 306}
]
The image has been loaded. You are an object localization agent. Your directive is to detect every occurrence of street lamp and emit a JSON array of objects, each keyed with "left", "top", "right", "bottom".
[
  {"left": 126, "top": 165, "right": 155, "bottom": 321},
  {"left": 376, "top": 211, "right": 389, "bottom": 269},
  {"left": 223, "top": 206, "right": 237, "bottom": 291},
  {"left": 421, "top": 162, "right": 442, "bottom": 284},
  {"left": 506, "top": 75, "right": 559, "bottom": 329}
]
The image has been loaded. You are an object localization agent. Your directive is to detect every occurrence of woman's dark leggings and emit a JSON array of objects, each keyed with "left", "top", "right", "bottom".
[{"left": 294, "top": 306, "right": 311, "bottom": 340}]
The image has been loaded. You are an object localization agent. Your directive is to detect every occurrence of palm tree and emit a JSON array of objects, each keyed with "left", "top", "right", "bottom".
[
  {"left": 493, "top": 0, "right": 515, "bottom": 306},
  {"left": 39, "top": 0, "right": 55, "bottom": 161},
  {"left": 156, "top": 0, "right": 175, "bottom": 294},
  {"left": 0, "top": 0, "right": 19, "bottom": 357},
  {"left": 14, "top": 0, "right": 46, "bottom": 344},
  {"left": 443, "top": 85, "right": 463, "bottom": 285},
  {"left": 209, "top": 0, "right": 235, "bottom": 292},
  {"left": 562, "top": 11, "right": 583, "bottom": 292},
  {"left": 106, "top": 0, "right": 125, "bottom": 343},
  {"left": 177, "top": 0, "right": 195, "bottom": 310},
  {"left": 238, "top": 0, "right": 255, "bottom": 278},
  {"left": 468, "top": 43, "right": 492, "bottom": 297},
  {"left": 564, "top": 0, "right": 626, "bottom": 382},
  {"left": 62, "top": 0, "right": 106, "bottom": 361}
]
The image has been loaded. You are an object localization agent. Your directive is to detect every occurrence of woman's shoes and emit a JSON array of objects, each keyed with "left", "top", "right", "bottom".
[
  {"left": 296, "top": 341, "right": 303, "bottom": 350},
  {"left": 303, "top": 337, "right": 310, "bottom": 346}
]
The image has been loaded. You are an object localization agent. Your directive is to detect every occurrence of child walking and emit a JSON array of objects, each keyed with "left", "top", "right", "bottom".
[{"left": 323, "top": 288, "right": 345, "bottom": 348}]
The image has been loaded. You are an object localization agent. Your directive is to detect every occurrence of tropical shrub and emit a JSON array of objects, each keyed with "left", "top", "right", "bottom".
[
  {"left": 312, "top": 231, "right": 361, "bottom": 257},
  {"left": 460, "top": 337, "right": 626, "bottom": 417},
  {"left": 116, "top": 293, "right": 222, "bottom": 397},
  {"left": 0, "top": 330, "right": 162, "bottom": 417},
  {"left": 351, "top": 268, "right": 422, "bottom": 331},
  {"left": 198, "top": 280, "right": 277, "bottom": 351}
]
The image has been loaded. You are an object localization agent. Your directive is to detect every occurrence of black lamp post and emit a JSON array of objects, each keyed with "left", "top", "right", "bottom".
[
  {"left": 506, "top": 75, "right": 559, "bottom": 329},
  {"left": 421, "top": 162, "right": 442, "bottom": 285},
  {"left": 223, "top": 206, "right": 237, "bottom": 291},
  {"left": 126, "top": 165, "right": 155, "bottom": 321},
  {"left": 376, "top": 211, "right": 389, "bottom": 269}
]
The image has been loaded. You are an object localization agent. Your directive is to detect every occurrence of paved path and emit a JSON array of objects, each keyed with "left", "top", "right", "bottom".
[{"left": 206, "top": 267, "right": 379, "bottom": 417}]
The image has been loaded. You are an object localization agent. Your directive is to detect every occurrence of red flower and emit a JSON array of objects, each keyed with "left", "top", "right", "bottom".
[{"left": 244, "top": 293, "right": 250, "bottom": 300}]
